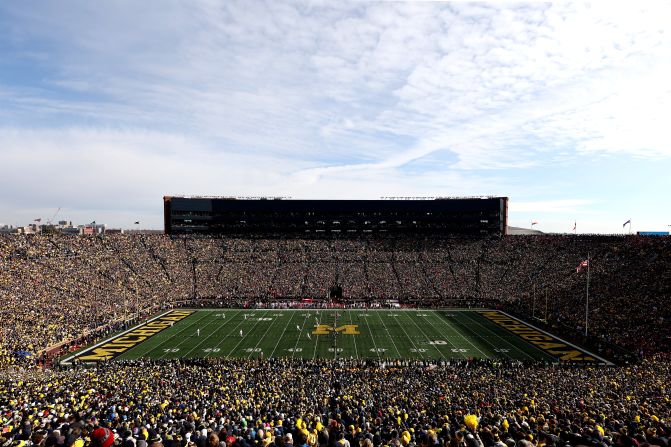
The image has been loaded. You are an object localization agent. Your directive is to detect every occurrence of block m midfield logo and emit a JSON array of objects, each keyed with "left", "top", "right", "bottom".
[{"left": 312, "top": 324, "right": 360, "bottom": 335}]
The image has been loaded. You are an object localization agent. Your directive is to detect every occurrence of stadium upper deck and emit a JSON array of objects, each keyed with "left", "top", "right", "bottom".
[{"left": 163, "top": 196, "right": 508, "bottom": 236}]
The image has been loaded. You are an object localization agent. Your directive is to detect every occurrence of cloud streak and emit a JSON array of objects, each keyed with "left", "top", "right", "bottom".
[{"left": 0, "top": 1, "right": 670, "bottom": 232}]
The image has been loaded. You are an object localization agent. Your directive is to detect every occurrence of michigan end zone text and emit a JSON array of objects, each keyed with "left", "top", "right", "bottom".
[
  {"left": 478, "top": 311, "right": 610, "bottom": 364},
  {"left": 70, "top": 310, "right": 194, "bottom": 362}
]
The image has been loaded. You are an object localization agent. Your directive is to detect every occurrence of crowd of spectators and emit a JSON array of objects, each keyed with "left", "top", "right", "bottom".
[
  {"left": 1, "top": 233, "right": 670, "bottom": 447},
  {"left": 0, "top": 234, "right": 669, "bottom": 366},
  {"left": 0, "top": 356, "right": 669, "bottom": 447}
]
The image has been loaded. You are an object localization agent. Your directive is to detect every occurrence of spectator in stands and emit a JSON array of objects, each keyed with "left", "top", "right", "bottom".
[{"left": 0, "top": 233, "right": 668, "bottom": 367}]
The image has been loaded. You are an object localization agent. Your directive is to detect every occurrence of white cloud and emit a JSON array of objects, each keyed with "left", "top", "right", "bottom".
[
  {"left": 0, "top": 1, "right": 670, "bottom": 230},
  {"left": 0, "top": 127, "right": 511, "bottom": 227},
  {"left": 4, "top": 2, "right": 671, "bottom": 165},
  {"left": 0, "top": 127, "right": 309, "bottom": 226}
]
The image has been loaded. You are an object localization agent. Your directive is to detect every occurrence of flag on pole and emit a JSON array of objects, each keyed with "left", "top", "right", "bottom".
[
  {"left": 572, "top": 221, "right": 576, "bottom": 232},
  {"left": 576, "top": 260, "right": 589, "bottom": 273},
  {"left": 34, "top": 218, "right": 41, "bottom": 222},
  {"left": 623, "top": 219, "right": 631, "bottom": 228},
  {"left": 134, "top": 221, "right": 140, "bottom": 224},
  {"left": 531, "top": 221, "right": 538, "bottom": 226}
]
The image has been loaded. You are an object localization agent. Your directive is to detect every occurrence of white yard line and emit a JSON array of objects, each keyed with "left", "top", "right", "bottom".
[
  {"left": 269, "top": 310, "right": 297, "bottom": 358},
  {"left": 155, "top": 311, "right": 215, "bottom": 360},
  {"left": 208, "top": 310, "right": 248, "bottom": 354},
  {"left": 391, "top": 311, "right": 432, "bottom": 359},
  {"left": 432, "top": 311, "right": 490, "bottom": 359},
  {"left": 362, "top": 313, "right": 382, "bottom": 360},
  {"left": 225, "top": 310, "right": 270, "bottom": 357},
  {"left": 183, "top": 309, "right": 245, "bottom": 358},
  {"left": 247, "top": 310, "right": 281, "bottom": 358},
  {"left": 332, "top": 311, "right": 340, "bottom": 360},
  {"left": 290, "top": 311, "right": 312, "bottom": 358},
  {"left": 459, "top": 311, "right": 538, "bottom": 361},
  {"left": 311, "top": 309, "right": 323, "bottom": 360},
  {"left": 348, "top": 310, "right": 359, "bottom": 359},
  {"left": 374, "top": 310, "right": 403, "bottom": 358},
  {"left": 412, "top": 310, "right": 468, "bottom": 359}
]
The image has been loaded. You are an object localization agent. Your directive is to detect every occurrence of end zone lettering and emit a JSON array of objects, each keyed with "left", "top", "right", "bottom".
[
  {"left": 75, "top": 310, "right": 194, "bottom": 362},
  {"left": 478, "top": 311, "right": 598, "bottom": 363}
]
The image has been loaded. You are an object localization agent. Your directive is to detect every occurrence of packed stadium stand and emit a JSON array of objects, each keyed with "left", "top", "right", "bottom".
[
  {"left": 1, "top": 233, "right": 669, "bottom": 362},
  {"left": 1, "top": 199, "right": 669, "bottom": 447}
]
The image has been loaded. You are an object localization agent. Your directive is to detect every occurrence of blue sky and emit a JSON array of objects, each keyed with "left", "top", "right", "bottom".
[{"left": 1, "top": 1, "right": 670, "bottom": 233}]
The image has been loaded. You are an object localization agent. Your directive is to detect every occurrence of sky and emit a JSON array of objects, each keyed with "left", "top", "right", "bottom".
[{"left": 1, "top": 1, "right": 670, "bottom": 234}]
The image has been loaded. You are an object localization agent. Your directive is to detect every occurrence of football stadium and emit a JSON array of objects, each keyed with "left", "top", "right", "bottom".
[
  {"left": 2, "top": 3, "right": 671, "bottom": 446},
  {"left": 1, "top": 197, "right": 670, "bottom": 447}
]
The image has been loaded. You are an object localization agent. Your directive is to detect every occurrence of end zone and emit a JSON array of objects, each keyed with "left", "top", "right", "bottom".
[
  {"left": 61, "top": 310, "right": 194, "bottom": 364},
  {"left": 478, "top": 310, "right": 613, "bottom": 365}
]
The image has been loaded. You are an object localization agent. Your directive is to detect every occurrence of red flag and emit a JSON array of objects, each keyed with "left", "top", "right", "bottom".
[{"left": 576, "top": 260, "right": 589, "bottom": 273}]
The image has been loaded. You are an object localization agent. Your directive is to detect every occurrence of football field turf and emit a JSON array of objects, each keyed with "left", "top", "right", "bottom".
[{"left": 64, "top": 309, "right": 610, "bottom": 364}]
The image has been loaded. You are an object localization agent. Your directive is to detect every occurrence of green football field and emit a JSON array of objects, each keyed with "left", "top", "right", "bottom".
[{"left": 64, "top": 309, "right": 609, "bottom": 364}]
